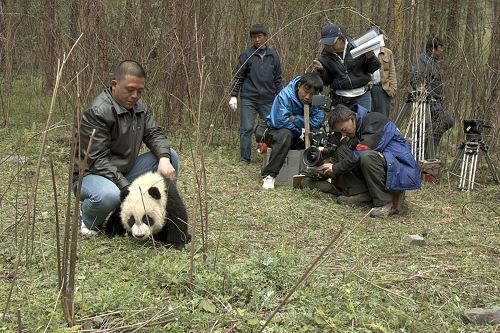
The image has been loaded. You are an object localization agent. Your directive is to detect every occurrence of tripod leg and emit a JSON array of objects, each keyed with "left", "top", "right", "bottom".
[
  {"left": 421, "top": 101, "right": 426, "bottom": 160},
  {"left": 425, "top": 102, "right": 435, "bottom": 159},
  {"left": 395, "top": 102, "right": 411, "bottom": 128},
  {"left": 482, "top": 147, "right": 500, "bottom": 184},
  {"left": 469, "top": 150, "right": 479, "bottom": 190},
  {"left": 450, "top": 143, "right": 464, "bottom": 175},
  {"left": 459, "top": 146, "right": 468, "bottom": 190},
  {"left": 410, "top": 102, "right": 417, "bottom": 158}
]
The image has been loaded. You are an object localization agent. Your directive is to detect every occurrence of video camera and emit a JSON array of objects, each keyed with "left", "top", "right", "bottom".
[
  {"left": 302, "top": 95, "right": 338, "bottom": 168},
  {"left": 463, "top": 120, "right": 489, "bottom": 142},
  {"left": 463, "top": 120, "right": 483, "bottom": 134},
  {"left": 303, "top": 130, "right": 338, "bottom": 167},
  {"left": 312, "top": 94, "right": 332, "bottom": 111}
]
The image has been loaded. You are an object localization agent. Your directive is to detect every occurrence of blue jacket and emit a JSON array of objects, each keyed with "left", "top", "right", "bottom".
[
  {"left": 266, "top": 76, "right": 325, "bottom": 138},
  {"left": 331, "top": 105, "right": 421, "bottom": 191},
  {"left": 230, "top": 46, "right": 283, "bottom": 103}
]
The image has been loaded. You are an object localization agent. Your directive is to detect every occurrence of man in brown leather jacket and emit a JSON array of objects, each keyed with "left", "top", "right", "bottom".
[{"left": 73, "top": 60, "right": 179, "bottom": 235}]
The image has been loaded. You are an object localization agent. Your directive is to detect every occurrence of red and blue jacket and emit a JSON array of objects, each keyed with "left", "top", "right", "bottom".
[{"left": 330, "top": 105, "right": 421, "bottom": 191}]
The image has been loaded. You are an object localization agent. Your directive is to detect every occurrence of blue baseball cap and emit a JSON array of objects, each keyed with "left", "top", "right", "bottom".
[{"left": 320, "top": 24, "right": 341, "bottom": 45}]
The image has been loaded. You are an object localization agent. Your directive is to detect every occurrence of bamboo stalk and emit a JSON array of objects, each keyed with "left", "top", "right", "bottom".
[{"left": 28, "top": 34, "right": 83, "bottom": 261}]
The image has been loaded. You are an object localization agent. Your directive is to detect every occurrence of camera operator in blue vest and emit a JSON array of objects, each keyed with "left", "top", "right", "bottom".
[{"left": 302, "top": 104, "right": 421, "bottom": 218}]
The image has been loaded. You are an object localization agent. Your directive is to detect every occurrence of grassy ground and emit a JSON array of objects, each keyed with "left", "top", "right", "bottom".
[{"left": 0, "top": 82, "right": 499, "bottom": 332}]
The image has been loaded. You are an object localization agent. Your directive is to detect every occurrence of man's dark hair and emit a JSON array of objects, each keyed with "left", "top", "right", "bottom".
[
  {"left": 113, "top": 60, "right": 146, "bottom": 80},
  {"left": 425, "top": 37, "right": 444, "bottom": 53},
  {"left": 297, "top": 72, "right": 323, "bottom": 93},
  {"left": 249, "top": 24, "right": 268, "bottom": 36},
  {"left": 328, "top": 104, "right": 356, "bottom": 127}
]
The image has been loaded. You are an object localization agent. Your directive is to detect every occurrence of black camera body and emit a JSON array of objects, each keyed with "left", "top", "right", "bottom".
[
  {"left": 303, "top": 129, "right": 339, "bottom": 167},
  {"left": 303, "top": 95, "right": 338, "bottom": 168},
  {"left": 463, "top": 120, "right": 489, "bottom": 142},
  {"left": 312, "top": 94, "right": 332, "bottom": 110}
]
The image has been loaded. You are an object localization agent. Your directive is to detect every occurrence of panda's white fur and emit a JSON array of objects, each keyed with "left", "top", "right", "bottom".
[
  {"left": 119, "top": 172, "right": 168, "bottom": 241},
  {"left": 106, "top": 171, "right": 190, "bottom": 248}
]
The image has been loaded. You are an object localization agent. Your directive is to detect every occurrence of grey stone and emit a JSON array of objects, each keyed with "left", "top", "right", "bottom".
[
  {"left": 403, "top": 234, "right": 426, "bottom": 246},
  {"left": 0, "top": 155, "right": 29, "bottom": 164},
  {"left": 92, "top": 316, "right": 105, "bottom": 327},
  {"left": 463, "top": 306, "right": 500, "bottom": 325}
]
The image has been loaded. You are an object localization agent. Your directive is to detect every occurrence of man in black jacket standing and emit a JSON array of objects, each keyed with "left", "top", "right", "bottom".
[
  {"left": 229, "top": 24, "right": 283, "bottom": 164},
  {"left": 410, "top": 37, "right": 454, "bottom": 151},
  {"left": 73, "top": 60, "right": 179, "bottom": 235},
  {"left": 312, "top": 23, "right": 380, "bottom": 112}
]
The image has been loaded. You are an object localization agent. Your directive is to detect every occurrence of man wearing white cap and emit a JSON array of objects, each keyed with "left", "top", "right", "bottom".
[{"left": 312, "top": 23, "right": 380, "bottom": 112}]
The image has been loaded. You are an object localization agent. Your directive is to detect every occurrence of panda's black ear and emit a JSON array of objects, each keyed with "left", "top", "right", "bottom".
[
  {"left": 148, "top": 186, "right": 162, "bottom": 200},
  {"left": 120, "top": 188, "right": 130, "bottom": 202}
]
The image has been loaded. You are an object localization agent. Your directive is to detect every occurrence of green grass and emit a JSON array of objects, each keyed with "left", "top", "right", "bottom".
[{"left": 0, "top": 84, "right": 499, "bottom": 332}]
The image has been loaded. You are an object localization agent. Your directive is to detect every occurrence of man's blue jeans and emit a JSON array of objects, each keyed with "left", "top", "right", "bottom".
[
  {"left": 332, "top": 90, "right": 372, "bottom": 113},
  {"left": 74, "top": 150, "right": 179, "bottom": 231},
  {"left": 240, "top": 98, "right": 273, "bottom": 163}
]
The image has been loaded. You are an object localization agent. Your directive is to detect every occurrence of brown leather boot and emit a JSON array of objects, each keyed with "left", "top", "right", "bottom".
[{"left": 369, "top": 191, "right": 405, "bottom": 218}]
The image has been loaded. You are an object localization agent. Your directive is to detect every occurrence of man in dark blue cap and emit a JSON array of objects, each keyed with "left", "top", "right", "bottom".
[
  {"left": 312, "top": 23, "right": 380, "bottom": 112},
  {"left": 229, "top": 24, "right": 283, "bottom": 164}
]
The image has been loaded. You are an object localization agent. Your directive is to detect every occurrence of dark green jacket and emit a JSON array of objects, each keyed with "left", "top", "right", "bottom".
[{"left": 73, "top": 88, "right": 171, "bottom": 189}]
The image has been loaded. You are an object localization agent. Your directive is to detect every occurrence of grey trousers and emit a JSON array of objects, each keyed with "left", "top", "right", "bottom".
[{"left": 371, "top": 85, "right": 391, "bottom": 117}]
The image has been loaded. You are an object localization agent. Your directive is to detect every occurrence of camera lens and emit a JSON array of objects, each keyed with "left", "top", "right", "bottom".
[{"left": 303, "top": 147, "right": 324, "bottom": 167}]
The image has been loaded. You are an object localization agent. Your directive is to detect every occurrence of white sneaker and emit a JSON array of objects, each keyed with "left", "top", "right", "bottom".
[
  {"left": 79, "top": 209, "right": 98, "bottom": 236},
  {"left": 262, "top": 175, "right": 275, "bottom": 189},
  {"left": 80, "top": 222, "right": 99, "bottom": 236}
]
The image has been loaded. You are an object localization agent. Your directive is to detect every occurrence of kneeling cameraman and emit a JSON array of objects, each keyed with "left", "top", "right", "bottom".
[{"left": 302, "top": 104, "right": 421, "bottom": 218}]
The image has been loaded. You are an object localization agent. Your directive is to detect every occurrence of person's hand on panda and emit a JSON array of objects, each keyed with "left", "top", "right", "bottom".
[{"left": 158, "top": 157, "right": 176, "bottom": 180}]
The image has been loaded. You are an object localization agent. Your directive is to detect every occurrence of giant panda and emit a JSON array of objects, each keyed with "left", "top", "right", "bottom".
[{"left": 105, "top": 172, "right": 191, "bottom": 250}]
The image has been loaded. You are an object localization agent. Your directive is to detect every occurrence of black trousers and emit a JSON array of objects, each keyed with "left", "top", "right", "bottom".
[
  {"left": 430, "top": 100, "right": 454, "bottom": 150},
  {"left": 261, "top": 128, "right": 304, "bottom": 178}
]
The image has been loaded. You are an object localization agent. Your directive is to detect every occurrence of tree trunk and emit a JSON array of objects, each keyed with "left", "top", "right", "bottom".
[
  {"left": 487, "top": 0, "right": 499, "bottom": 126},
  {"left": 41, "top": 0, "right": 56, "bottom": 92},
  {"left": 445, "top": 1, "right": 460, "bottom": 51},
  {"left": 1, "top": 0, "right": 17, "bottom": 92},
  {"left": 428, "top": 0, "right": 440, "bottom": 36}
]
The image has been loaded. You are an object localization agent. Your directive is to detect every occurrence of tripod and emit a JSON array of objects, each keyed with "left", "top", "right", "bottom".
[
  {"left": 395, "top": 93, "right": 436, "bottom": 161},
  {"left": 450, "top": 133, "right": 499, "bottom": 190}
]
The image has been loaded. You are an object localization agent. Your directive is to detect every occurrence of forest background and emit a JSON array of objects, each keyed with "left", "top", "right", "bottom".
[
  {"left": 1, "top": 0, "right": 499, "bottom": 151},
  {"left": 0, "top": 0, "right": 499, "bottom": 332}
]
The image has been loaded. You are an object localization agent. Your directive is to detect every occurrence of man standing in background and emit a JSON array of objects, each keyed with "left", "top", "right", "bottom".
[
  {"left": 368, "top": 26, "right": 397, "bottom": 117},
  {"left": 410, "top": 37, "right": 454, "bottom": 151},
  {"left": 229, "top": 24, "right": 283, "bottom": 164}
]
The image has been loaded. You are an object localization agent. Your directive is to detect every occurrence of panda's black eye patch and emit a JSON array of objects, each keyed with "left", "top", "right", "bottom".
[
  {"left": 148, "top": 187, "right": 162, "bottom": 200},
  {"left": 127, "top": 217, "right": 135, "bottom": 228},
  {"left": 142, "top": 215, "right": 155, "bottom": 226}
]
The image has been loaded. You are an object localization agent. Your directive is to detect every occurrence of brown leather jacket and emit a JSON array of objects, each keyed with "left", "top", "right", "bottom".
[
  {"left": 377, "top": 47, "right": 397, "bottom": 97},
  {"left": 73, "top": 88, "right": 171, "bottom": 189}
]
